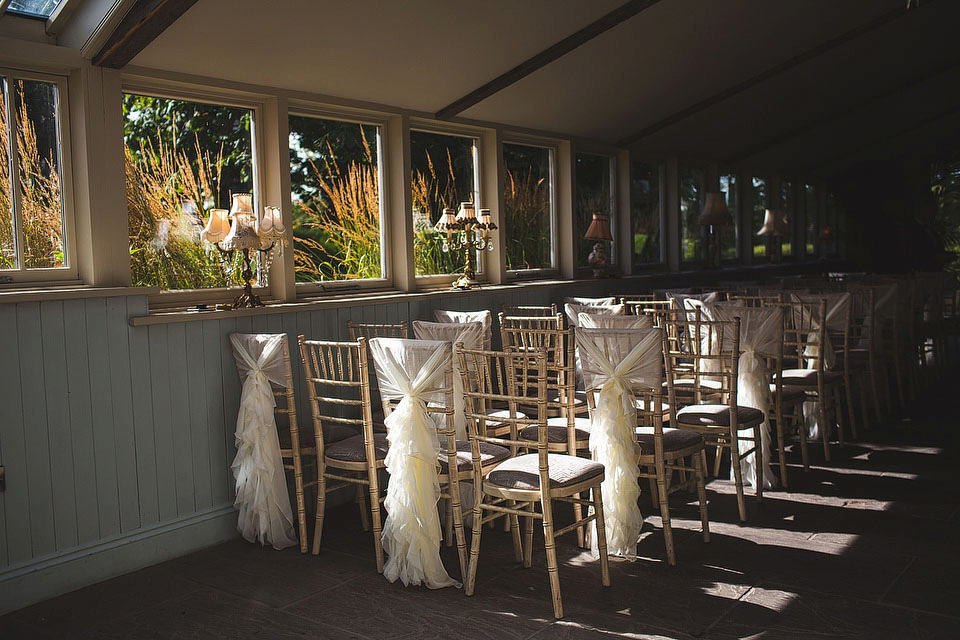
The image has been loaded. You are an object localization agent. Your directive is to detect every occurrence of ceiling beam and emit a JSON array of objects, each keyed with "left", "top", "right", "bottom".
[
  {"left": 618, "top": 1, "right": 929, "bottom": 147},
  {"left": 727, "top": 58, "right": 960, "bottom": 165},
  {"left": 435, "top": 0, "right": 663, "bottom": 121},
  {"left": 92, "top": 0, "right": 197, "bottom": 68}
]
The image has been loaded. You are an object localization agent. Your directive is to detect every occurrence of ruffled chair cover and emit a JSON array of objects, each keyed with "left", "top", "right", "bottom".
[
  {"left": 368, "top": 337, "right": 460, "bottom": 589},
  {"left": 578, "top": 312, "right": 653, "bottom": 330},
  {"left": 712, "top": 304, "right": 781, "bottom": 489},
  {"left": 434, "top": 309, "right": 492, "bottom": 350},
  {"left": 229, "top": 333, "right": 298, "bottom": 550},
  {"left": 577, "top": 327, "right": 663, "bottom": 559},
  {"left": 412, "top": 320, "right": 484, "bottom": 439}
]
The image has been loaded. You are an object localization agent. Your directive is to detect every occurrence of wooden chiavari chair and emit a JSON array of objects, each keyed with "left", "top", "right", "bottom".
[{"left": 456, "top": 344, "right": 610, "bottom": 619}]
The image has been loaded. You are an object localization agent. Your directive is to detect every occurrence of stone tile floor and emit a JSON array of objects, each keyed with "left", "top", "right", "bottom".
[{"left": 3, "top": 375, "right": 959, "bottom": 639}]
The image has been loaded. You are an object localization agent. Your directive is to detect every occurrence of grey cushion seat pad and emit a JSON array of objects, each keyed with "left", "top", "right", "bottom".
[
  {"left": 635, "top": 427, "right": 704, "bottom": 453},
  {"left": 439, "top": 440, "right": 511, "bottom": 471},
  {"left": 518, "top": 417, "right": 591, "bottom": 443},
  {"left": 676, "top": 404, "right": 764, "bottom": 427},
  {"left": 325, "top": 433, "right": 389, "bottom": 463},
  {"left": 777, "top": 369, "right": 843, "bottom": 385},
  {"left": 487, "top": 453, "right": 604, "bottom": 491}
]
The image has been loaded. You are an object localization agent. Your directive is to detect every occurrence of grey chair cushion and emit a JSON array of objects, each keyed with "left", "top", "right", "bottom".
[
  {"left": 438, "top": 440, "right": 511, "bottom": 472},
  {"left": 777, "top": 369, "right": 843, "bottom": 385},
  {"left": 676, "top": 404, "right": 764, "bottom": 427},
  {"left": 518, "top": 417, "right": 591, "bottom": 444},
  {"left": 771, "top": 384, "right": 806, "bottom": 404},
  {"left": 487, "top": 453, "right": 604, "bottom": 491},
  {"left": 635, "top": 427, "right": 704, "bottom": 453},
  {"left": 325, "top": 433, "right": 389, "bottom": 463}
]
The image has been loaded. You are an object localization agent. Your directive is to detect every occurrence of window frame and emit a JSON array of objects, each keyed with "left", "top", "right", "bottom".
[
  {"left": 502, "top": 135, "right": 559, "bottom": 280},
  {"left": 286, "top": 103, "right": 392, "bottom": 295},
  {"left": 120, "top": 79, "right": 269, "bottom": 308},
  {"left": 0, "top": 66, "right": 78, "bottom": 285},
  {"left": 628, "top": 157, "right": 665, "bottom": 272},
  {"left": 408, "top": 119, "right": 486, "bottom": 289}
]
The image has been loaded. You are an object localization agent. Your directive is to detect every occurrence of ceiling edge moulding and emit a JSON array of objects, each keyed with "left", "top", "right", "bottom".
[
  {"left": 434, "top": 0, "right": 664, "bottom": 121},
  {"left": 617, "top": 0, "right": 932, "bottom": 148},
  {"left": 91, "top": 0, "right": 197, "bottom": 68}
]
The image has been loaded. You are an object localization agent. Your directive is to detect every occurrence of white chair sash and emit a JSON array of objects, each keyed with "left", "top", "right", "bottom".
[
  {"left": 579, "top": 312, "right": 653, "bottom": 329},
  {"left": 434, "top": 309, "right": 492, "bottom": 350},
  {"left": 368, "top": 337, "right": 459, "bottom": 589},
  {"left": 229, "top": 333, "right": 298, "bottom": 550},
  {"left": 412, "top": 320, "right": 484, "bottom": 440},
  {"left": 713, "top": 304, "right": 781, "bottom": 489},
  {"left": 577, "top": 327, "right": 662, "bottom": 559}
]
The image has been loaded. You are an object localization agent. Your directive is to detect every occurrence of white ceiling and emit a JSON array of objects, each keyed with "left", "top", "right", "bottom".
[{"left": 122, "top": 0, "right": 960, "bottom": 177}]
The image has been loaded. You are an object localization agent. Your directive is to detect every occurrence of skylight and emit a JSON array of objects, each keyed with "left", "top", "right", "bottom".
[{"left": 5, "top": 0, "right": 59, "bottom": 19}]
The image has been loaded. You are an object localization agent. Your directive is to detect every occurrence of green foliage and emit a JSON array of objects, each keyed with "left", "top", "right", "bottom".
[
  {"left": 932, "top": 159, "right": 960, "bottom": 271},
  {"left": 410, "top": 141, "right": 470, "bottom": 276},
  {"left": 504, "top": 166, "right": 551, "bottom": 270}
]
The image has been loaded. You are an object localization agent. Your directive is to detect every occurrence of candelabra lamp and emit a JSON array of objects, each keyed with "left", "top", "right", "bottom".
[
  {"left": 434, "top": 202, "right": 496, "bottom": 290},
  {"left": 699, "top": 192, "right": 733, "bottom": 269},
  {"left": 200, "top": 193, "right": 287, "bottom": 308},
  {"left": 757, "top": 208, "right": 789, "bottom": 263}
]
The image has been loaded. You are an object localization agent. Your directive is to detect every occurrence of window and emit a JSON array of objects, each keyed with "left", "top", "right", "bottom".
[
  {"left": 780, "top": 179, "right": 794, "bottom": 257},
  {"left": 630, "top": 160, "right": 660, "bottom": 268},
  {"left": 576, "top": 152, "right": 614, "bottom": 267},
  {"left": 289, "top": 114, "right": 384, "bottom": 284},
  {"left": 503, "top": 142, "right": 555, "bottom": 272},
  {"left": 678, "top": 164, "right": 703, "bottom": 262},
  {"left": 123, "top": 92, "right": 257, "bottom": 291},
  {"left": 5, "top": 0, "right": 57, "bottom": 18},
  {"left": 1, "top": 71, "right": 74, "bottom": 282},
  {"left": 719, "top": 172, "right": 738, "bottom": 261},
  {"left": 751, "top": 176, "right": 767, "bottom": 259},
  {"left": 804, "top": 182, "right": 818, "bottom": 255},
  {"left": 410, "top": 129, "right": 478, "bottom": 278}
]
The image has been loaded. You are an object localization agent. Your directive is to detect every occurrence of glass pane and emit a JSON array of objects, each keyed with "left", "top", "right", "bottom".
[
  {"left": 0, "top": 78, "right": 15, "bottom": 269},
  {"left": 630, "top": 161, "right": 659, "bottom": 268},
  {"left": 719, "top": 173, "right": 738, "bottom": 260},
  {"left": 18, "top": 79, "right": 65, "bottom": 269},
  {"left": 752, "top": 177, "right": 767, "bottom": 258},
  {"left": 410, "top": 130, "right": 476, "bottom": 277},
  {"left": 576, "top": 153, "right": 612, "bottom": 267},
  {"left": 7, "top": 0, "right": 58, "bottom": 18},
  {"left": 679, "top": 164, "right": 703, "bottom": 262},
  {"left": 124, "top": 93, "right": 255, "bottom": 290},
  {"left": 805, "top": 183, "right": 817, "bottom": 255},
  {"left": 289, "top": 115, "right": 382, "bottom": 282},
  {"left": 781, "top": 179, "right": 793, "bottom": 257},
  {"left": 503, "top": 143, "right": 553, "bottom": 271}
]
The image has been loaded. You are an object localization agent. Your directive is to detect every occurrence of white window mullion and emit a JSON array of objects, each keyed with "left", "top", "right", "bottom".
[{"left": 6, "top": 76, "right": 25, "bottom": 271}]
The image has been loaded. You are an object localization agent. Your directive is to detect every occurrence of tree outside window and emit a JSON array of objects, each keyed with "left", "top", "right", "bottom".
[
  {"left": 1, "top": 76, "right": 67, "bottom": 273},
  {"left": 503, "top": 142, "right": 554, "bottom": 271},
  {"left": 631, "top": 161, "right": 660, "bottom": 268},
  {"left": 719, "top": 172, "right": 738, "bottom": 261},
  {"left": 679, "top": 164, "right": 703, "bottom": 262},
  {"left": 289, "top": 115, "right": 383, "bottom": 282},
  {"left": 752, "top": 176, "right": 767, "bottom": 259}
]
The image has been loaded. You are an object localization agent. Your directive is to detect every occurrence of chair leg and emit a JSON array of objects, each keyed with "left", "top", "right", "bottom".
[
  {"left": 655, "top": 457, "right": 676, "bottom": 566},
  {"left": 834, "top": 386, "right": 846, "bottom": 448},
  {"left": 356, "top": 484, "right": 370, "bottom": 532},
  {"left": 523, "top": 502, "right": 535, "bottom": 568},
  {"left": 728, "top": 432, "right": 747, "bottom": 522},
  {"left": 818, "top": 397, "right": 831, "bottom": 462},
  {"left": 693, "top": 452, "right": 710, "bottom": 543},
  {"left": 290, "top": 453, "right": 308, "bottom": 554},
  {"left": 774, "top": 411, "right": 788, "bottom": 488},
  {"left": 795, "top": 404, "right": 809, "bottom": 471},
  {"left": 752, "top": 424, "right": 763, "bottom": 503},
  {"left": 311, "top": 472, "right": 327, "bottom": 556},
  {"left": 510, "top": 511, "right": 523, "bottom": 564},
  {"left": 465, "top": 497, "right": 484, "bottom": 597},
  {"left": 447, "top": 478, "right": 468, "bottom": 582},
  {"left": 712, "top": 445, "right": 724, "bottom": 478},
  {"left": 592, "top": 484, "right": 611, "bottom": 587},
  {"left": 367, "top": 469, "right": 384, "bottom": 574},
  {"left": 541, "top": 497, "right": 564, "bottom": 619},
  {"left": 845, "top": 375, "right": 858, "bottom": 440}
]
